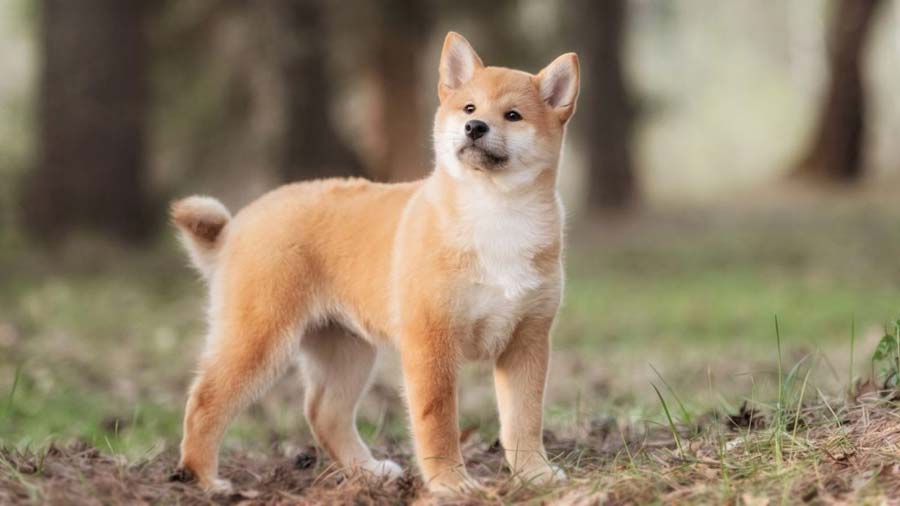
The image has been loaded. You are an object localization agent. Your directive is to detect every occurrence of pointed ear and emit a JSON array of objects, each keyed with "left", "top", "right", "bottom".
[
  {"left": 438, "top": 32, "right": 483, "bottom": 101},
  {"left": 537, "top": 53, "right": 580, "bottom": 123}
]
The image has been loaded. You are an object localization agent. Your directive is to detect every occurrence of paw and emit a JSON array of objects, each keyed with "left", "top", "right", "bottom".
[
  {"left": 428, "top": 479, "right": 483, "bottom": 496},
  {"left": 428, "top": 481, "right": 462, "bottom": 495},
  {"left": 518, "top": 462, "right": 567, "bottom": 486},
  {"left": 169, "top": 466, "right": 195, "bottom": 483},
  {"left": 204, "top": 478, "right": 234, "bottom": 495},
  {"left": 426, "top": 474, "right": 483, "bottom": 496},
  {"left": 547, "top": 463, "right": 567, "bottom": 482},
  {"left": 362, "top": 459, "right": 404, "bottom": 480},
  {"left": 171, "top": 465, "right": 234, "bottom": 495}
]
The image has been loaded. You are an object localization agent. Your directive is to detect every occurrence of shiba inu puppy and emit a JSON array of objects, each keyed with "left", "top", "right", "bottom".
[{"left": 171, "top": 32, "right": 579, "bottom": 494}]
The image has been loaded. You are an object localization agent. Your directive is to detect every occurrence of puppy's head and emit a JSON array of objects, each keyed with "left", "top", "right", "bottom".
[{"left": 433, "top": 32, "right": 580, "bottom": 189}]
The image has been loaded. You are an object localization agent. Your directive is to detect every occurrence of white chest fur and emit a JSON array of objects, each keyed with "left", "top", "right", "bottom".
[
  {"left": 452, "top": 182, "right": 562, "bottom": 359},
  {"left": 464, "top": 188, "right": 557, "bottom": 297}
]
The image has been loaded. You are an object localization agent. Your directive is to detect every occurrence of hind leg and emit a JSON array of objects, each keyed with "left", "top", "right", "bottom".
[
  {"left": 300, "top": 325, "right": 402, "bottom": 479},
  {"left": 178, "top": 322, "right": 297, "bottom": 493}
]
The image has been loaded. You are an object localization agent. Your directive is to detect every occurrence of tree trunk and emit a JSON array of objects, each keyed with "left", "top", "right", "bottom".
[
  {"left": 23, "top": 0, "right": 152, "bottom": 243},
  {"left": 267, "top": 0, "right": 365, "bottom": 182},
  {"left": 572, "top": 0, "right": 636, "bottom": 213},
  {"left": 366, "top": 0, "right": 434, "bottom": 182},
  {"left": 793, "top": 0, "right": 883, "bottom": 182}
]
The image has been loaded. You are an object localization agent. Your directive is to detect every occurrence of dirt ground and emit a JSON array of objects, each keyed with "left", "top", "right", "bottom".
[
  {"left": 5, "top": 392, "right": 900, "bottom": 505},
  {"left": 0, "top": 432, "right": 598, "bottom": 506}
]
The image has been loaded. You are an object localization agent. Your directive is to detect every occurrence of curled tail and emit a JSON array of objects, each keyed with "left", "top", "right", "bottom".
[{"left": 170, "top": 196, "right": 231, "bottom": 279}]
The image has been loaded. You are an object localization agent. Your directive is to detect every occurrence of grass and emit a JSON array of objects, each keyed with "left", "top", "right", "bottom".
[
  {"left": 775, "top": 315, "right": 784, "bottom": 469},
  {"left": 650, "top": 382, "right": 685, "bottom": 459},
  {"left": 2, "top": 192, "right": 900, "bottom": 502},
  {"left": 6, "top": 386, "right": 900, "bottom": 504}
]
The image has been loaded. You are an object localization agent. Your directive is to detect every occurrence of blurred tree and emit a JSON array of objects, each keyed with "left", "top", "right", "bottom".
[
  {"left": 571, "top": 0, "right": 637, "bottom": 212},
  {"left": 794, "top": 0, "right": 884, "bottom": 182},
  {"left": 23, "top": 0, "right": 153, "bottom": 242},
  {"left": 266, "top": 0, "right": 365, "bottom": 181},
  {"left": 366, "top": 0, "right": 434, "bottom": 182},
  {"left": 450, "top": 0, "right": 533, "bottom": 68}
]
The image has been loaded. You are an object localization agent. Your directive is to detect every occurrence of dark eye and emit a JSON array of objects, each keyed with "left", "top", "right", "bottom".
[
  {"left": 504, "top": 110, "right": 523, "bottom": 122},
  {"left": 464, "top": 104, "right": 476, "bottom": 114}
]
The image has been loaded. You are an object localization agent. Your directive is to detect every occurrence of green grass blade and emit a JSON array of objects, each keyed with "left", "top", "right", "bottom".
[
  {"left": 649, "top": 363, "right": 692, "bottom": 425},
  {"left": 849, "top": 317, "right": 856, "bottom": 396},
  {"left": 790, "top": 356, "right": 815, "bottom": 459},
  {"left": 5, "top": 363, "right": 22, "bottom": 416},
  {"left": 784, "top": 354, "right": 811, "bottom": 398},
  {"left": 774, "top": 314, "right": 784, "bottom": 468},
  {"left": 651, "top": 383, "right": 685, "bottom": 459}
]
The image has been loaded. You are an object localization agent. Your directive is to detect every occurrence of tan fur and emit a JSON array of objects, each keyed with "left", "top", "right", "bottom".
[{"left": 172, "top": 32, "right": 580, "bottom": 494}]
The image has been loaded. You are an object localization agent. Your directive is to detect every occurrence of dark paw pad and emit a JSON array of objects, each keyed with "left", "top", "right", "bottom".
[
  {"left": 294, "top": 451, "right": 317, "bottom": 470},
  {"left": 169, "top": 467, "right": 195, "bottom": 483}
]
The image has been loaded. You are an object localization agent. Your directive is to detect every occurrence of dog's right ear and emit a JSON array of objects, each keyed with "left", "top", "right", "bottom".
[{"left": 438, "top": 32, "right": 483, "bottom": 101}]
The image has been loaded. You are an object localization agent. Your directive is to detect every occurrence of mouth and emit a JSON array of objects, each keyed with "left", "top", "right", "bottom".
[{"left": 457, "top": 144, "right": 509, "bottom": 171}]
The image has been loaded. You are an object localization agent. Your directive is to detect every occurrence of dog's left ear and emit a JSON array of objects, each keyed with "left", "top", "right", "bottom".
[
  {"left": 438, "top": 32, "right": 483, "bottom": 101},
  {"left": 537, "top": 53, "right": 580, "bottom": 124}
]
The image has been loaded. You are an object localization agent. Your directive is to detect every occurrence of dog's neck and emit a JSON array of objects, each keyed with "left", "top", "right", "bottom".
[
  {"left": 422, "top": 163, "right": 561, "bottom": 297},
  {"left": 428, "top": 162, "right": 561, "bottom": 241},
  {"left": 433, "top": 160, "right": 558, "bottom": 198}
]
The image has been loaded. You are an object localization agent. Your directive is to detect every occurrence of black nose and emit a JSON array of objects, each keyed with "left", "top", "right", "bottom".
[{"left": 464, "top": 120, "right": 489, "bottom": 140}]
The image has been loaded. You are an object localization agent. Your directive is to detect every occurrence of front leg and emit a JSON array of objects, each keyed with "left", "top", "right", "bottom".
[
  {"left": 494, "top": 316, "right": 564, "bottom": 484},
  {"left": 400, "top": 321, "right": 470, "bottom": 493}
]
